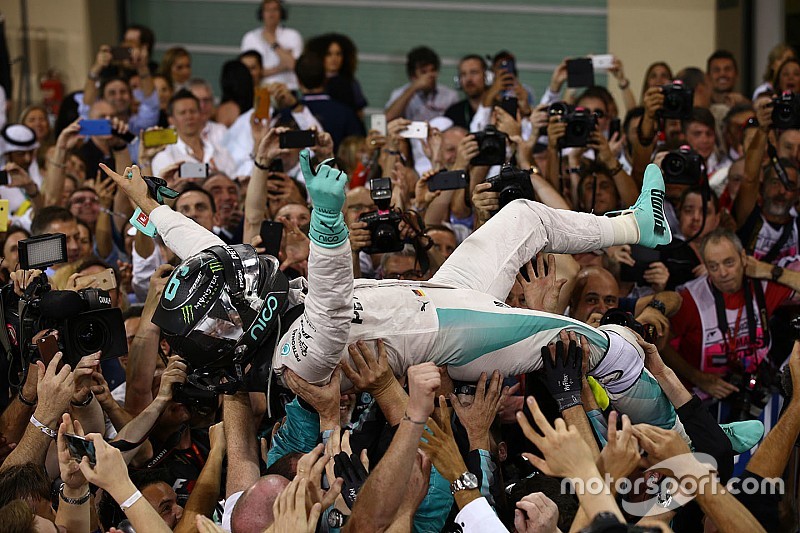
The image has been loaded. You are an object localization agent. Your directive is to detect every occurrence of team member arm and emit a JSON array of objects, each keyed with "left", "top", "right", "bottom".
[
  {"left": 223, "top": 393, "right": 261, "bottom": 498},
  {"left": 174, "top": 422, "right": 226, "bottom": 533},
  {"left": 734, "top": 100, "right": 771, "bottom": 228}
]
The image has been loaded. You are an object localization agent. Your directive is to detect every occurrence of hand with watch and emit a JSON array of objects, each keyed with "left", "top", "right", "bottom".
[
  {"left": 56, "top": 413, "right": 91, "bottom": 505},
  {"left": 419, "top": 396, "right": 480, "bottom": 504}
]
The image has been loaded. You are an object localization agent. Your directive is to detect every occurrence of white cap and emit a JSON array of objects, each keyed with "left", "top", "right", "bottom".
[{"left": 0, "top": 124, "right": 39, "bottom": 155}]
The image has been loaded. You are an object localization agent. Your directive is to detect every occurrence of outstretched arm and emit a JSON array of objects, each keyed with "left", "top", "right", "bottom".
[{"left": 279, "top": 150, "right": 355, "bottom": 385}]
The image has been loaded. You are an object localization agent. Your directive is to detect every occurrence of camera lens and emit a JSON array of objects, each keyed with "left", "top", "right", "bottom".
[
  {"left": 74, "top": 318, "right": 110, "bottom": 354},
  {"left": 664, "top": 154, "right": 685, "bottom": 177},
  {"left": 373, "top": 222, "right": 400, "bottom": 252},
  {"left": 499, "top": 185, "right": 523, "bottom": 208}
]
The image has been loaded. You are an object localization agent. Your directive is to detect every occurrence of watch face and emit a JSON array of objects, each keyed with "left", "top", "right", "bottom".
[{"left": 463, "top": 472, "right": 479, "bottom": 490}]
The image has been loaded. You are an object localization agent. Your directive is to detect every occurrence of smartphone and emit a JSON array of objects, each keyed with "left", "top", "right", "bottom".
[
  {"left": 113, "top": 129, "right": 136, "bottom": 144},
  {"left": 36, "top": 332, "right": 60, "bottom": 368},
  {"left": 65, "top": 434, "right": 97, "bottom": 465},
  {"left": 73, "top": 267, "right": 117, "bottom": 292},
  {"left": 566, "top": 58, "right": 595, "bottom": 88},
  {"left": 260, "top": 220, "right": 283, "bottom": 258},
  {"left": 142, "top": 129, "right": 178, "bottom": 148},
  {"left": 609, "top": 118, "right": 621, "bottom": 140},
  {"left": 179, "top": 162, "right": 209, "bottom": 179},
  {"left": 0, "top": 199, "right": 7, "bottom": 232},
  {"left": 279, "top": 130, "right": 317, "bottom": 149},
  {"left": 498, "top": 96, "right": 518, "bottom": 119},
  {"left": 428, "top": 170, "right": 467, "bottom": 191},
  {"left": 0, "top": 171, "right": 7, "bottom": 186},
  {"left": 620, "top": 245, "right": 662, "bottom": 284},
  {"left": 79, "top": 119, "right": 112, "bottom": 136},
  {"left": 370, "top": 114, "right": 387, "bottom": 136},
  {"left": 499, "top": 58, "right": 517, "bottom": 77},
  {"left": 111, "top": 46, "right": 132, "bottom": 61},
  {"left": 254, "top": 87, "right": 272, "bottom": 121},
  {"left": 591, "top": 54, "right": 615, "bottom": 71},
  {"left": 399, "top": 121, "right": 428, "bottom": 139}
]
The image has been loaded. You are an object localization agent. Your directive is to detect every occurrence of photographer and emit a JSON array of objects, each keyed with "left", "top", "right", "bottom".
[
  {"left": 667, "top": 229, "right": 800, "bottom": 411},
  {"left": 445, "top": 55, "right": 490, "bottom": 129},
  {"left": 385, "top": 46, "right": 458, "bottom": 122}
]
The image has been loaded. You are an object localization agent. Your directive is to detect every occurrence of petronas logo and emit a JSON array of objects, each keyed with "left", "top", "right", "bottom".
[
  {"left": 208, "top": 261, "right": 224, "bottom": 273},
  {"left": 181, "top": 305, "right": 194, "bottom": 324}
]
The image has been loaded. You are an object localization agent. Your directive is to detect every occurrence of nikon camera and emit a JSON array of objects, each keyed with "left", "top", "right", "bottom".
[
  {"left": 772, "top": 91, "right": 800, "bottom": 130},
  {"left": 359, "top": 177, "right": 403, "bottom": 254},
  {"left": 486, "top": 163, "right": 535, "bottom": 212},
  {"left": 660, "top": 81, "right": 694, "bottom": 120},
  {"left": 662, "top": 145, "right": 706, "bottom": 186}
]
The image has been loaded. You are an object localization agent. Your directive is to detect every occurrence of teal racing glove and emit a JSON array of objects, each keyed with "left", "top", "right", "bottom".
[{"left": 300, "top": 149, "right": 349, "bottom": 248}]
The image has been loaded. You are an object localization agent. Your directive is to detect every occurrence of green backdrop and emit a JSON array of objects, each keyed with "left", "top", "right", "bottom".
[{"left": 127, "top": 0, "right": 608, "bottom": 112}]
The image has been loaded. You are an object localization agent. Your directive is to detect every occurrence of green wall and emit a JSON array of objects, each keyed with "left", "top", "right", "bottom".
[{"left": 128, "top": 0, "right": 608, "bottom": 111}]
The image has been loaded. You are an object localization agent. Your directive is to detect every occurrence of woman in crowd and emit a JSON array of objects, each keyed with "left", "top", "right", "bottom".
[
  {"left": 158, "top": 46, "right": 192, "bottom": 91},
  {"left": 305, "top": 33, "right": 368, "bottom": 118},
  {"left": 753, "top": 43, "right": 796, "bottom": 99},
  {"left": 217, "top": 60, "right": 254, "bottom": 127}
]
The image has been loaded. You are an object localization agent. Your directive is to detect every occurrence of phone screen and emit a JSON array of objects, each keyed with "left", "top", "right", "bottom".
[
  {"left": 65, "top": 434, "right": 96, "bottom": 465},
  {"left": 0, "top": 170, "right": 8, "bottom": 186},
  {"left": 566, "top": 58, "right": 595, "bottom": 88},
  {"left": 260, "top": 220, "right": 283, "bottom": 258},
  {"left": 279, "top": 130, "right": 317, "bottom": 149},
  {"left": 79, "top": 119, "right": 112, "bottom": 137}
]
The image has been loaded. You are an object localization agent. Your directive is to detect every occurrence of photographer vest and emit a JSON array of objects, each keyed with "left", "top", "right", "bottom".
[
  {"left": 684, "top": 276, "right": 770, "bottom": 375},
  {"left": 738, "top": 208, "right": 800, "bottom": 263}
]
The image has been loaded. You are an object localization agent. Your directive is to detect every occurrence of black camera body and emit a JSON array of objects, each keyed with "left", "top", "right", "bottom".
[
  {"left": 359, "top": 177, "right": 403, "bottom": 254},
  {"left": 660, "top": 82, "right": 694, "bottom": 120},
  {"left": 560, "top": 107, "right": 597, "bottom": 148},
  {"left": 662, "top": 145, "right": 706, "bottom": 186},
  {"left": 2, "top": 275, "right": 127, "bottom": 368},
  {"left": 772, "top": 91, "right": 800, "bottom": 130},
  {"left": 486, "top": 163, "right": 535, "bottom": 211},
  {"left": 599, "top": 308, "right": 656, "bottom": 344},
  {"left": 470, "top": 125, "right": 508, "bottom": 166}
]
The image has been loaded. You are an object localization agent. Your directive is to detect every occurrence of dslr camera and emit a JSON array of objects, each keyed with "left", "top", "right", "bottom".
[
  {"left": 662, "top": 145, "right": 706, "bottom": 186},
  {"left": 2, "top": 276, "right": 127, "bottom": 368},
  {"left": 660, "top": 81, "right": 693, "bottom": 120},
  {"left": 359, "top": 177, "right": 404, "bottom": 254},
  {"left": 486, "top": 163, "right": 535, "bottom": 211},
  {"left": 772, "top": 91, "right": 800, "bottom": 130},
  {"left": 470, "top": 125, "right": 508, "bottom": 166},
  {"left": 557, "top": 105, "right": 597, "bottom": 148},
  {"left": 599, "top": 308, "right": 656, "bottom": 344}
]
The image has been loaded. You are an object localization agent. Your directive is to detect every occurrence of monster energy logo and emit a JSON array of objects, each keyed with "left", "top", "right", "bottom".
[
  {"left": 209, "top": 261, "right": 224, "bottom": 273},
  {"left": 181, "top": 305, "right": 195, "bottom": 324}
]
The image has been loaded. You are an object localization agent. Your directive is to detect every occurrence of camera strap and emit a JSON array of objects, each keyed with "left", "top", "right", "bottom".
[
  {"left": 712, "top": 278, "right": 769, "bottom": 359},
  {"left": 761, "top": 218, "right": 798, "bottom": 264}
]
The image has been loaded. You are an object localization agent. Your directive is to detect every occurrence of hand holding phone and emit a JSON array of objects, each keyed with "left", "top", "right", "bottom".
[
  {"left": 179, "top": 162, "right": 210, "bottom": 179},
  {"left": 260, "top": 220, "right": 284, "bottom": 257},
  {"left": 65, "top": 433, "right": 97, "bottom": 466},
  {"left": 566, "top": 58, "right": 595, "bottom": 88},
  {"left": 142, "top": 128, "right": 178, "bottom": 148},
  {"left": 79, "top": 119, "right": 112, "bottom": 137},
  {"left": 427, "top": 170, "right": 467, "bottom": 191},
  {"left": 279, "top": 130, "right": 317, "bottom": 149},
  {"left": 399, "top": 121, "right": 428, "bottom": 139}
]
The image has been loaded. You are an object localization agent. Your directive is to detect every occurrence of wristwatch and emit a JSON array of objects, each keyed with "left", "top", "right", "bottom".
[
  {"left": 648, "top": 298, "right": 667, "bottom": 315},
  {"left": 450, "top": 471, "right": 479, "bottom": 495},
  {"left": 772, "top": 265, "right": 784, "bottom": 283}
]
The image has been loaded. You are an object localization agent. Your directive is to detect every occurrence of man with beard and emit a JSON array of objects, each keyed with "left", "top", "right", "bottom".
[
  {"left": 445, "top": 55, "right": 489, "bottom": 129},
  {"left": 734, "top": 159, "right": 800, "bottom": 263}
]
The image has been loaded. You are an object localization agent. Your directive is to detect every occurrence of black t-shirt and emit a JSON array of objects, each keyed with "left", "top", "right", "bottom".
[
  {"left": 145, "top": 428, "right": 210, "bottom": 506},
  {"left": 445, "top": 99, "right": 475, "bottom": 130}
]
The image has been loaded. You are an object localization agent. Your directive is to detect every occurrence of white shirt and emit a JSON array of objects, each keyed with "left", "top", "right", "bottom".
[
  {"left": 385, "top": 83, "right": 459, "bottom": 122},
  {"left": 240, "top": 26, "right": 303, "bottom": 89},
  {"left": 152, "top": 135, "right": 237, "bottom": 177},
  {"left": 223, "top": 107, "right": 324, "bottom": 178},
  {"left": 203, "top": 121, "right": 228, "bottom": 150},
  {"left": 453, "top": 497, "right": 507, "bottom": 532},
  {"left": 221, "top": 491, "right": 243, "bottom": 532},
  {"left": 0, "top": 159, "right": 43, "bottom": 215}
]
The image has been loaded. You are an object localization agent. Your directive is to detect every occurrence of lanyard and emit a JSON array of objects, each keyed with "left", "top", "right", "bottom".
[{"left": 711, "top": 278, "right": 770, "bottom": 362}]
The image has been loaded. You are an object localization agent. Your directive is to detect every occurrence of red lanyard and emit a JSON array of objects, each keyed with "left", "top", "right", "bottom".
[{"left": 724, "top": 305, "right": 744, "bottom": 361}]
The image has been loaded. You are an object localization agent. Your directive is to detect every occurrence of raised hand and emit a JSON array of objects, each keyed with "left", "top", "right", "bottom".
[
  {"left": 300, "top": 149, "right": 349, "bottom": 248},
  {"left": 516, "top": 254, "right": 567, "bottom": 314},
  {"left": 450, "top": 371, "right": 506, "bottom": 451},
  {"left": 540, "top": 332, "right": 583, "bottom": 412}
]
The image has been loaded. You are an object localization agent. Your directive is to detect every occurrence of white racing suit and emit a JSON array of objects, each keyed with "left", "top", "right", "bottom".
[
  {"left": 147, "top": 201, "right": 680, "bottom": 433},
  {"left": 273, "top": 199, "right": 683, "bottom": 433}
]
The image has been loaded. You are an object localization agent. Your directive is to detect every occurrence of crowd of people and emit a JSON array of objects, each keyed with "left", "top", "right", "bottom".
[{"left": 2, "top": 0, "right": 800, "bottom": 531}]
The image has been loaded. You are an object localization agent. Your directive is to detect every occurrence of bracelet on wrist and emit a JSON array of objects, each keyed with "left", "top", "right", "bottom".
[
  {"left": 88, "top": 71, "right": 99, "bottom": 81},
  {"left": 47, "top": 158, "right": 66, "bottom": 169},
  {"left": 18, "top": 390, "right": 36, "bottom": 406},
  {"left": 402, "top": 412, "right": 427, "bottom": 425},
  {"left": 120, "top": 490, "right": 144, "bottom": 512},
  {"left": 30, "top": 414, "right": 57, "bottom": 439},
  {"left": 636, "top": 120, "right": 656, "bottom": 146},
  {"left": 253, "top": 157, "right": 274, "bottom": 171},
  {"left": 71, "top": 391, "right": 94, "bottom": 408},
  {"left": 606, "top": 163, "right": 624, "bottom": 175},
  {"left": 59, "top": 483, "right": 91, "bottom": 505},
  {"left": 618, "top": 79, "right": 630, "bottom": 90},
  {"left": 566, "top": 166, "right": 582, "bottom": 175},
  {"left": 383, "top": 149, "right": 401, "bottom": 156}
]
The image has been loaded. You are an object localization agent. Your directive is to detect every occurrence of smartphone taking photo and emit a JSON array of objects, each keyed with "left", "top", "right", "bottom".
[
  {"left": 179, "top": 162, "right": 210, "bottom": 179},
  {"left": 259, "top": 220, "right": 283, "bottom": 258},
  {"left": 65, "top": 434, "right": 97, "bottom": 466},
  {"left": 279, "top": 130, "right": 317, "bottom": 149}
]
